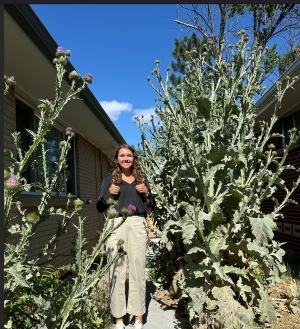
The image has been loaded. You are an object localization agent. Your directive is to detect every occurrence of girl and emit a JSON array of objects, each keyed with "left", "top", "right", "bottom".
[{"left": 97, "top": 144, "right": 155, "bottom": 329}]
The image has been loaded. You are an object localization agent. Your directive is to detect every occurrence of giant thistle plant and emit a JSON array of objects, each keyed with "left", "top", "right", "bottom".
[
  {"left": 136, "top": 31, "right": 300, "bottom": 328},
  {"left": 4, "top": 48, "right": 125, "bottom": 329}
]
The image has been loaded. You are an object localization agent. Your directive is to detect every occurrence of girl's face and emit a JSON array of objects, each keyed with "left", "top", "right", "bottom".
[{"left": 117, "top": 148, "right": 134, "bottom": 171}]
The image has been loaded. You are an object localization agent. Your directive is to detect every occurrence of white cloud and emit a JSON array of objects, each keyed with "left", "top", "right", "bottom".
[
  {"left": 132, "top": 107, "right": 157, "bottom": 124},
  {"left": 100, "top": 100, "right": 132, "bottom": 121}
]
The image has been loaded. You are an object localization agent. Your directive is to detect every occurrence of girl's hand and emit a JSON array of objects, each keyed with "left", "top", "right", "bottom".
[
  {"left": 109, "top": 179, "right": 120, "bottom": 195},
  {"left": 136, "top": 179, "right": 148, "bottom": 194}
]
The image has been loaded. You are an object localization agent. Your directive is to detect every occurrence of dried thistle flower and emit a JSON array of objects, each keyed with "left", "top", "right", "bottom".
[
  {"left": 68, "top": 70, "right": 80, "bottom": 80},
  {"left": 107, "top": 208, "right": 119, "bottom": 218}
]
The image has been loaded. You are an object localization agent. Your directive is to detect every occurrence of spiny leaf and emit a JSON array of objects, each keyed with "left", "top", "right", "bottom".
[
  {"left": 182, "top": 223, "right": 197, "bottom": 245},
  {"left": 249, "top": 215, "right": 276, "bottom": 244},
  {"left": 257, "top": 284, "right": 277, "bottom": 323},
  {"left": 187, "top": 286, "right": 206, "bottom": 313}
]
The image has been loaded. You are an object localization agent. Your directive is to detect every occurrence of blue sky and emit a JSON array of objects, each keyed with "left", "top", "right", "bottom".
[
  {"left": 30, "top": 4, "right": 188, "bottom": 148},
  {"left": 30, "top": 4, "right": 289, "bottom": 148}
]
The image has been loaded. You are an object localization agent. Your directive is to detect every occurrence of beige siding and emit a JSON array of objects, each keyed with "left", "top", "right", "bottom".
[
  {"left": 75, "top": 135, "right": 110, "bottom": 259},
  {"left": 4, "top": 87, "right": 17, "bottom": 169}
]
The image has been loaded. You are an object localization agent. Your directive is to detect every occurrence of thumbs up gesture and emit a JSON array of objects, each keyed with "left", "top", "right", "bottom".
[
  {"left": 136, "top": 178, "right": 148, "bottom": 194},
  {"left": 109, "top": 179, "right": 120, "bottom": 195}
]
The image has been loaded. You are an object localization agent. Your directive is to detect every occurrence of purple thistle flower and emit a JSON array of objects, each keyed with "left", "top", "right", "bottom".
[
  {"left": 128, "top": 204, "right": 136, "bottom": 212},
  {"left": 57, "top": 46, "right": 64, "bottom": 52},
  {"left": 258, "top": 45, "right": 264, "bottom": 50},
  {"left": 5, "top": 175, "right": 22, "bottom": 192},
  {"left": 119, "top": 245, "right": 124, "bottom": 251},
  {"left": 83, "top": 73, "right": 93, "bottom": 84},
  {"left": 194, "top": 100, "right": 197, "bottom": 103},
  {"left": 243, "top": 33, "right": 250, "bottom": 41},
  {"left": 86, "top": 198, "right": 92, "bottom": 204},
  {"left": 191, "top": 47, "right": 197, "bottom": 52},
  {"left": 65, "top": 127, "right": 74, "bottom": 136},
  {"left": 6, "top": 76, "right": 16, "bottom": 85},
  {"left": 6, "top": 175, "right": 19, "bottom": 185},
  {"left": 207, "top": 38, "right": 213, "bottom": 43}
]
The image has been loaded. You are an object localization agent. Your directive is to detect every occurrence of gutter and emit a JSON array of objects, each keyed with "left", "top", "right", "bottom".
[{"left": 4, "top": 4, "right": 126, "bottom": 146}]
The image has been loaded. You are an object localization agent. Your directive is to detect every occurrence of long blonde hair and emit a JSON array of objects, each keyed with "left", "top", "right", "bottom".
[{"left": 111, "top": 144, "right": 144, "bottom": 184}]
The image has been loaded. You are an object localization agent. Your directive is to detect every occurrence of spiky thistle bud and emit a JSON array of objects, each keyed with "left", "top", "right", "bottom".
[
  {"left": 27, "top": 212, "right": 40, "bottom": 223},
  {"left": 57, "top": 56, "right": 67, "bottom": 65},
  {"left": 4, "top": 169, "right": 10, "bottom": 180},
  {"left": 59, "top": 141, "right": 71, "bottom": 149},
  {"left": 117, "top": 239, "right": 125, "bottom": 246},
  {"left": 37, "top": 103, "right": 47, "bottom": 110},
  {"left": 107, "top": 198, "right": 118, "bottom": 205},
  {"left": 73, "top": 198, "right": 84, "bottom": 209}
]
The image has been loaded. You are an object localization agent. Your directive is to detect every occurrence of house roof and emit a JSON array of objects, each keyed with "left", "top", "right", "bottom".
[
  {"left": 4, "top": 4, "right": 126, "bottom": 160},
  {"left": 254, "top": 56, "right": 300, "bottom": 131}
]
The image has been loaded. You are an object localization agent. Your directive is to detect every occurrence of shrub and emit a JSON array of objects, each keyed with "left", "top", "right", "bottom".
[{"left": 137, "top": 33, "right": 300, "bottom": 328}]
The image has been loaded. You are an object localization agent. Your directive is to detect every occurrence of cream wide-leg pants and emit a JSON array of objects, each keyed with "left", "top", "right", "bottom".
[{"left": 106, "top": 215, "right": 148, "bottom": 318}]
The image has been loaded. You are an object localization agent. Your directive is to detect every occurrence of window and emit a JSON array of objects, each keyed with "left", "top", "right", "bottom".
[
  {"left": 16, "top": 99, "right": 76, "bottom": 195},
  {"left": 281, "top": 109, "right": 300, "bottom": 147}
]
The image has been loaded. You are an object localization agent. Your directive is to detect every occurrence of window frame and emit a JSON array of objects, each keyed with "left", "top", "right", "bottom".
[{"left": 16, "top": 97, "right": 77, "bottom": 197}]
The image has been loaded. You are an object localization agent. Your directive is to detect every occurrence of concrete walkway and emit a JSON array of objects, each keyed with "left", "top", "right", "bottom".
[{"left": 122, "top": 280, "right": 191, "bottom": 329}]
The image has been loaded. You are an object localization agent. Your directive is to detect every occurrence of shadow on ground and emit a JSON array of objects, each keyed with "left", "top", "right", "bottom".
[{"left": 143, "top": 280, "right": 192, "bottom": 329}]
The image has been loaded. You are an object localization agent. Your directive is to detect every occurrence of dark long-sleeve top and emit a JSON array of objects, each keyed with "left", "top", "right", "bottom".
[{"left": 96, "top": 174, "right": 155, "bottom": 216}]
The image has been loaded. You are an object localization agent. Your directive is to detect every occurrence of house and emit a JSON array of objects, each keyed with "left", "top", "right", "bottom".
[
  {"left": 4, "top": 4, "right": 126, "bottom": 268},
  {"left": 255, "top": 56, "right": 300, "bottom": 251}
]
